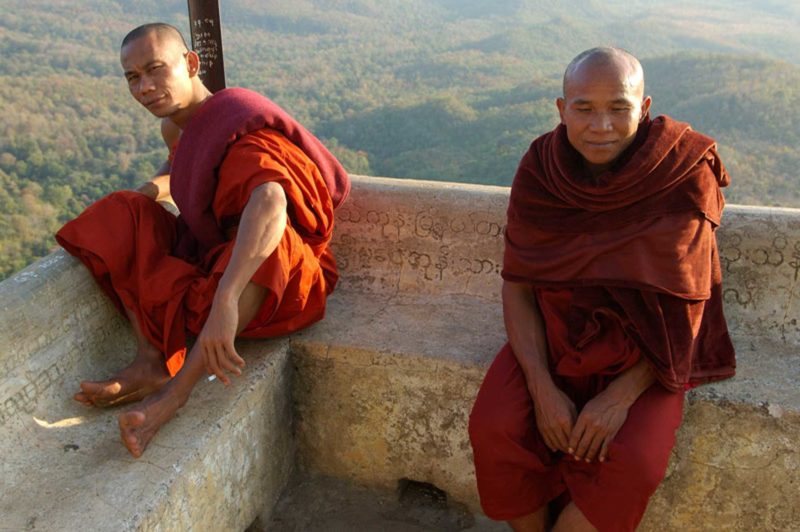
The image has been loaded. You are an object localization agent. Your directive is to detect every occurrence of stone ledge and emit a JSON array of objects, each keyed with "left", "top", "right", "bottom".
[{"left": 0, "top": 257, "right": 294, "bottom": 531}]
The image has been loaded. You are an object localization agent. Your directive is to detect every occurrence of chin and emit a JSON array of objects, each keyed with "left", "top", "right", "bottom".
[
  {"left": 581, "top": 153, "right": 619, "bottom": 167},
  {"left": 147, "top": 105, "right": 178, "bottom": 119}
]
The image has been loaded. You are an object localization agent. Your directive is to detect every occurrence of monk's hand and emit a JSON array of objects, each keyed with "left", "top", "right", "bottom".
[
  {"left": 198, "top": 295, "right": 245, "bottom": 386},
  {"left": 531, "top": 382, "right": 577, "bottom": 454},
  {"left": 568, "top": 388, "right": 631, "bottom": 463}
]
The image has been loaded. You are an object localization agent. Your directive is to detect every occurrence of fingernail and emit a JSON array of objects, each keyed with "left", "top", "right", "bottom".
[{"left": 568, "top": 448, "right": 574, "bottom": 454}]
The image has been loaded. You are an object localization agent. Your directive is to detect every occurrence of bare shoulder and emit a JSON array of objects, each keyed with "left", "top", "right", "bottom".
[{"left": 160, "top": 118, "right": 181, "bottom": 149}]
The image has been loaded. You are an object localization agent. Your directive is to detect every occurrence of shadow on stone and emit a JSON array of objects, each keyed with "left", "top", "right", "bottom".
[{"left": 253, "top": 474, "right": 493, "bottom": 531}]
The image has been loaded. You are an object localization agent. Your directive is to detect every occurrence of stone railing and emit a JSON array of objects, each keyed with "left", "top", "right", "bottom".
[{"left": 1, "top": 175, "right": 798, "bottom": 531}]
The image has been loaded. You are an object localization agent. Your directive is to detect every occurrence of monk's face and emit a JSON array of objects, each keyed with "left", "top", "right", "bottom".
[
  {"left": 557, "top": 61, "right": 651, "bottom": 174},
  {"left": 121, "top": 32, "right": 199, "bottom": 118}
]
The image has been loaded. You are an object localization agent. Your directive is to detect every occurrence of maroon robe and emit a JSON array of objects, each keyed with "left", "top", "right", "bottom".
[{"left": 469, "top": 116, "right": 735, "bottom": 531}]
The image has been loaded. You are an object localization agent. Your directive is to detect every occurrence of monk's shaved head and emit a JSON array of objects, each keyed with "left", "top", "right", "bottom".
[
  {"left": 556, "top": 46, "right": 652, "bottom": 175},
  {"left": 121, "top": 23, "right": 189, "bottom": 52},
  {"left": 563, "top": 47, "right": 644, "bottom": 98},
  {"left": 120, "top": 22, "right": 210, "bottom": 126}
]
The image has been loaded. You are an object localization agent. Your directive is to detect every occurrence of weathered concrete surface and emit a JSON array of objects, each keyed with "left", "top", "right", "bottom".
[
  {"left": 719, "top": 206, "right": 800, "bottom": 345},
  {"left": 258, "top": 474, "right": 506, "bottom": 531},
  {"left": 292, "top": 292, "right": 503, "bottom": 513},
  {"left": 641, "top": 397, "right": 800, "bottom": 531},
  {"left": 1, "top": 175, "right": 799, "bottom": 530},
  {"left": 0, "top": 252, "right": 295, "bottom": 531}
]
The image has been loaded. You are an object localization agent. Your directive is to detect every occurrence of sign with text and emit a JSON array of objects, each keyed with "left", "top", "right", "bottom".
[{"left": 188, "top": 0, "right": 226, "bottom": 93}]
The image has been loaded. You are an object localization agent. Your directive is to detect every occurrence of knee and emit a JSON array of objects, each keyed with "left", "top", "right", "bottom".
[
  {"left": 107, "top": 190, "right": 147, "bottom": 204},
  {"left": 612, "top": 442, "right": 671, "bottom": 495}
]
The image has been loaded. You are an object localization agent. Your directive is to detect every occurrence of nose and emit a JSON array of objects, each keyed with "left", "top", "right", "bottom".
[
  {"left": 136, "top": 74, "right": 156, "bottom": 96},
  {"left": 589, "top": 112, "right": 613, "bottom": 132}
]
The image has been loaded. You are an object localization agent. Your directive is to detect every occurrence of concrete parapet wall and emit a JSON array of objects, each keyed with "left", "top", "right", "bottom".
[
  {"left": 1, "top": 175, "right": 798, "bottom": 530},
  {"left": 0, "top": 250, "right": 295, "bottom": 531},
  {"left": 336, "top": 176, "right": 800, "bottom": 347}
]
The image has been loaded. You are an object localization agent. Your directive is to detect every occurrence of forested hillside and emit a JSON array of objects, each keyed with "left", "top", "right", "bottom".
[{"left": 2, "top": 0, "right": 799, "bottom": 278}]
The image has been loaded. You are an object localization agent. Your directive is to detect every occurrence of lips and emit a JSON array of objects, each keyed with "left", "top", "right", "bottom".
[{"left": 586, "top": 140, "right": 618, "bottom": 147}]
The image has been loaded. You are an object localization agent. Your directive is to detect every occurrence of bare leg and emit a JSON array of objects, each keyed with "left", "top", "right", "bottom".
[
  {"left": 507, "top": 505, "right": 548, "bottom": 532},
  {"left": 552, "top": 502, "right": 597, "bottom": 532},
  {"left": 75, "top": 307, "right": 170, "bottom": 407},
  {"left": 118, "top": 283, "right": 267, "bottom": 457}
]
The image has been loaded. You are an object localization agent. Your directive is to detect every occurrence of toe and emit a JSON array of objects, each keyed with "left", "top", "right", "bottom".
[{"left": 74, "top": 392, "right": 94, "bottom": 406}]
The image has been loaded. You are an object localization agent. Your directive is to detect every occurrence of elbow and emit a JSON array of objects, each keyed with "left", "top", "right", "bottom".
[
  {"left": 251, "top": 182, "right": 288, "bottom": 219},
  {"left": 249, "top": 183, "right": 288, "bottom": 253},
  {"left": 502, "top": 279, "right": 531, "bottom": 303}
]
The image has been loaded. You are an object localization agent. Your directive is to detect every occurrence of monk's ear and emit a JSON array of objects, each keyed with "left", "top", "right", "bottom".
[
  {"left": 185, "top": 50, "right": 201, "bottom": 78},
  {"left": 639, "top": 96, "right": 652, "bottom": 121},
  {"left": 556, "top": 97, "right": 566, "bottom": 124}
]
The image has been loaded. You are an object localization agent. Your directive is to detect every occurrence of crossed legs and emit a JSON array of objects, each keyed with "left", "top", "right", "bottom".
[
  {"left": 115, "top": 282, "right": 266, "bottom": 457},
  {"left": 74, "top": 307, "right": 170, "bottom": 407},
  {"left": 75, "top": 282, "right": 266, "bottom": 457}
]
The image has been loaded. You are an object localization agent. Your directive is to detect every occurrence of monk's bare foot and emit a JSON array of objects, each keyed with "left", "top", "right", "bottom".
[
  {"left": 74, "top": 356, "right": 170, "bottom": 408},
  {"left": 118, "top": 390, "right": 183, "bottom": 458}
]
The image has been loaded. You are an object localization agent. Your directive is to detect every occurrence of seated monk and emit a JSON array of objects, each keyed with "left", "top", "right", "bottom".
[
  {"left": 468, "top": 47, "right": 735, "bottom": 531},
  {"left": 55, "top": 23, "right": 349, "bottom": 458}
]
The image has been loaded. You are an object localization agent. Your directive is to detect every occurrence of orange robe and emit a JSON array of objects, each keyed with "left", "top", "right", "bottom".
[{"left": 56, "top": 129, "right": 336, "bottom": 376}]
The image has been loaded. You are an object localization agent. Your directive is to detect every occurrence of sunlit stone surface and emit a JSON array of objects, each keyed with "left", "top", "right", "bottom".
[{"left": 1, "top": 176, "right": 797, "bottom": 530}]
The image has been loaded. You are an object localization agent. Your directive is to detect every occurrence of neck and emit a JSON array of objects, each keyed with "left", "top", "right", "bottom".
[{"left": 171, "top": 85, "right": 213, "bottom": 128}]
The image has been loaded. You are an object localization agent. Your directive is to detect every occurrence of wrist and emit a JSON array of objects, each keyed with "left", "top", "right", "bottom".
[
  {"left": 605, "top": 376, "right": 648, "bottom": 408},
  {"left": 212, "top": 285, "right": 239, "bottom": 308},
  {"left": 524, "top": 366, "right": 558, "bottom": 399}
]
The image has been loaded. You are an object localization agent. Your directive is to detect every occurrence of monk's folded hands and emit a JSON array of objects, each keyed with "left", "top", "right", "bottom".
[
  {"left": 531, "top": 382, "right": 577, "bottom": 453},
  {"left": 569, "top": 358, "right": 656, "bottom": 462},
  {"left": 199, "top": 295, "right": 245, "bottom": 386},
  {"left": 568, "top": 387, "right": 631, "bottom": 463}
]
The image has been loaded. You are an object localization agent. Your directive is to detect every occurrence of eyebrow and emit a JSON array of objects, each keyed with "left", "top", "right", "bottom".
[{"left": 570, "top": 98, "right": 633, "bottom": 106}]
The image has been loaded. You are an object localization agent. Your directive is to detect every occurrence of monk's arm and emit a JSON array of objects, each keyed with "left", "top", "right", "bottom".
[
  {"left": 568, "top": 358, "right": 656, "bottom": 463},
  {"left": 135, "top": 161, "right": 171, "bottom": 201},
  {"left": 503, "top": 280, "right": 576, "bottom": 452},
  {"left": 136, "top": 119, "right": 180, "bottom": 202},
  {"left": 198, "top": 182, "right": 288, "bottom": 384}
]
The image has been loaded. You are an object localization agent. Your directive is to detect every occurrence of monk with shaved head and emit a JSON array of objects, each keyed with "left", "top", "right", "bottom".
[
  {"left": 469, "top": 47, "right": 735, "bottom": 531},
  {"left": 56, "top": 23, "right": 349, "bottom": 457}
]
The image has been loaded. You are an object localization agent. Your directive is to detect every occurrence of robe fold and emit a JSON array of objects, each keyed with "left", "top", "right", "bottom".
[
  {"left": 57, "top": 121, "right": 342, "bottom": 376},
  {"left": 469, "top": 116, "right": 735, "bottom": 531},
  {"left": 503, "top": 115, "right": 735, "bottom": 390}
]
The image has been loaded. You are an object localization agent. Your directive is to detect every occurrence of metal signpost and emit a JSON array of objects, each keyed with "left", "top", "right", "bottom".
[{"left": 187, "top": 0, "right": 226, "bottom": 93}]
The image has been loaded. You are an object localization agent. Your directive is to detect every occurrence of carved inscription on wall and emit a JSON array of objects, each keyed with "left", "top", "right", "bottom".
[
  {"left": 0, "top": 276, "right": 124, "bottom": 428},
  {"left": 1, "top": 292, "right": 111, "bottom": 377},
  {"left": 0, "top": 318, "right": 126, "bottom": 428},
  {"left": 332, "top": 204, "right": 506, "bottom": 296},
  {"left": 716, "top": 216, "right": 800, "bottom": 342},
  {"left": 718, "top": 228, "right": 800, "bottom": 307}
]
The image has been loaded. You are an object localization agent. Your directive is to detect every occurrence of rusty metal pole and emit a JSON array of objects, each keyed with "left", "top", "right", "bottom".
[{"left": 187, "top": 0, "right": 226, "bottom": 93}]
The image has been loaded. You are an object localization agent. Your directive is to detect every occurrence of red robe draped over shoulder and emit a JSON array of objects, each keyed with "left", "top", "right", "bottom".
[
  {"left": 502, "top": 115, "right": 735, "bottom": 390},
  {"left": 57, "top": 123, "right": 341, "bottom": 376}
]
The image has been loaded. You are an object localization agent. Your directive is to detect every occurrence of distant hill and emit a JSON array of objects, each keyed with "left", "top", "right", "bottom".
[
  {"left": 1, "top": 0, "right": 799, "bottom": 278},
  {"left": 646, "top": 54, "right": 800, "bottom": 205}
]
